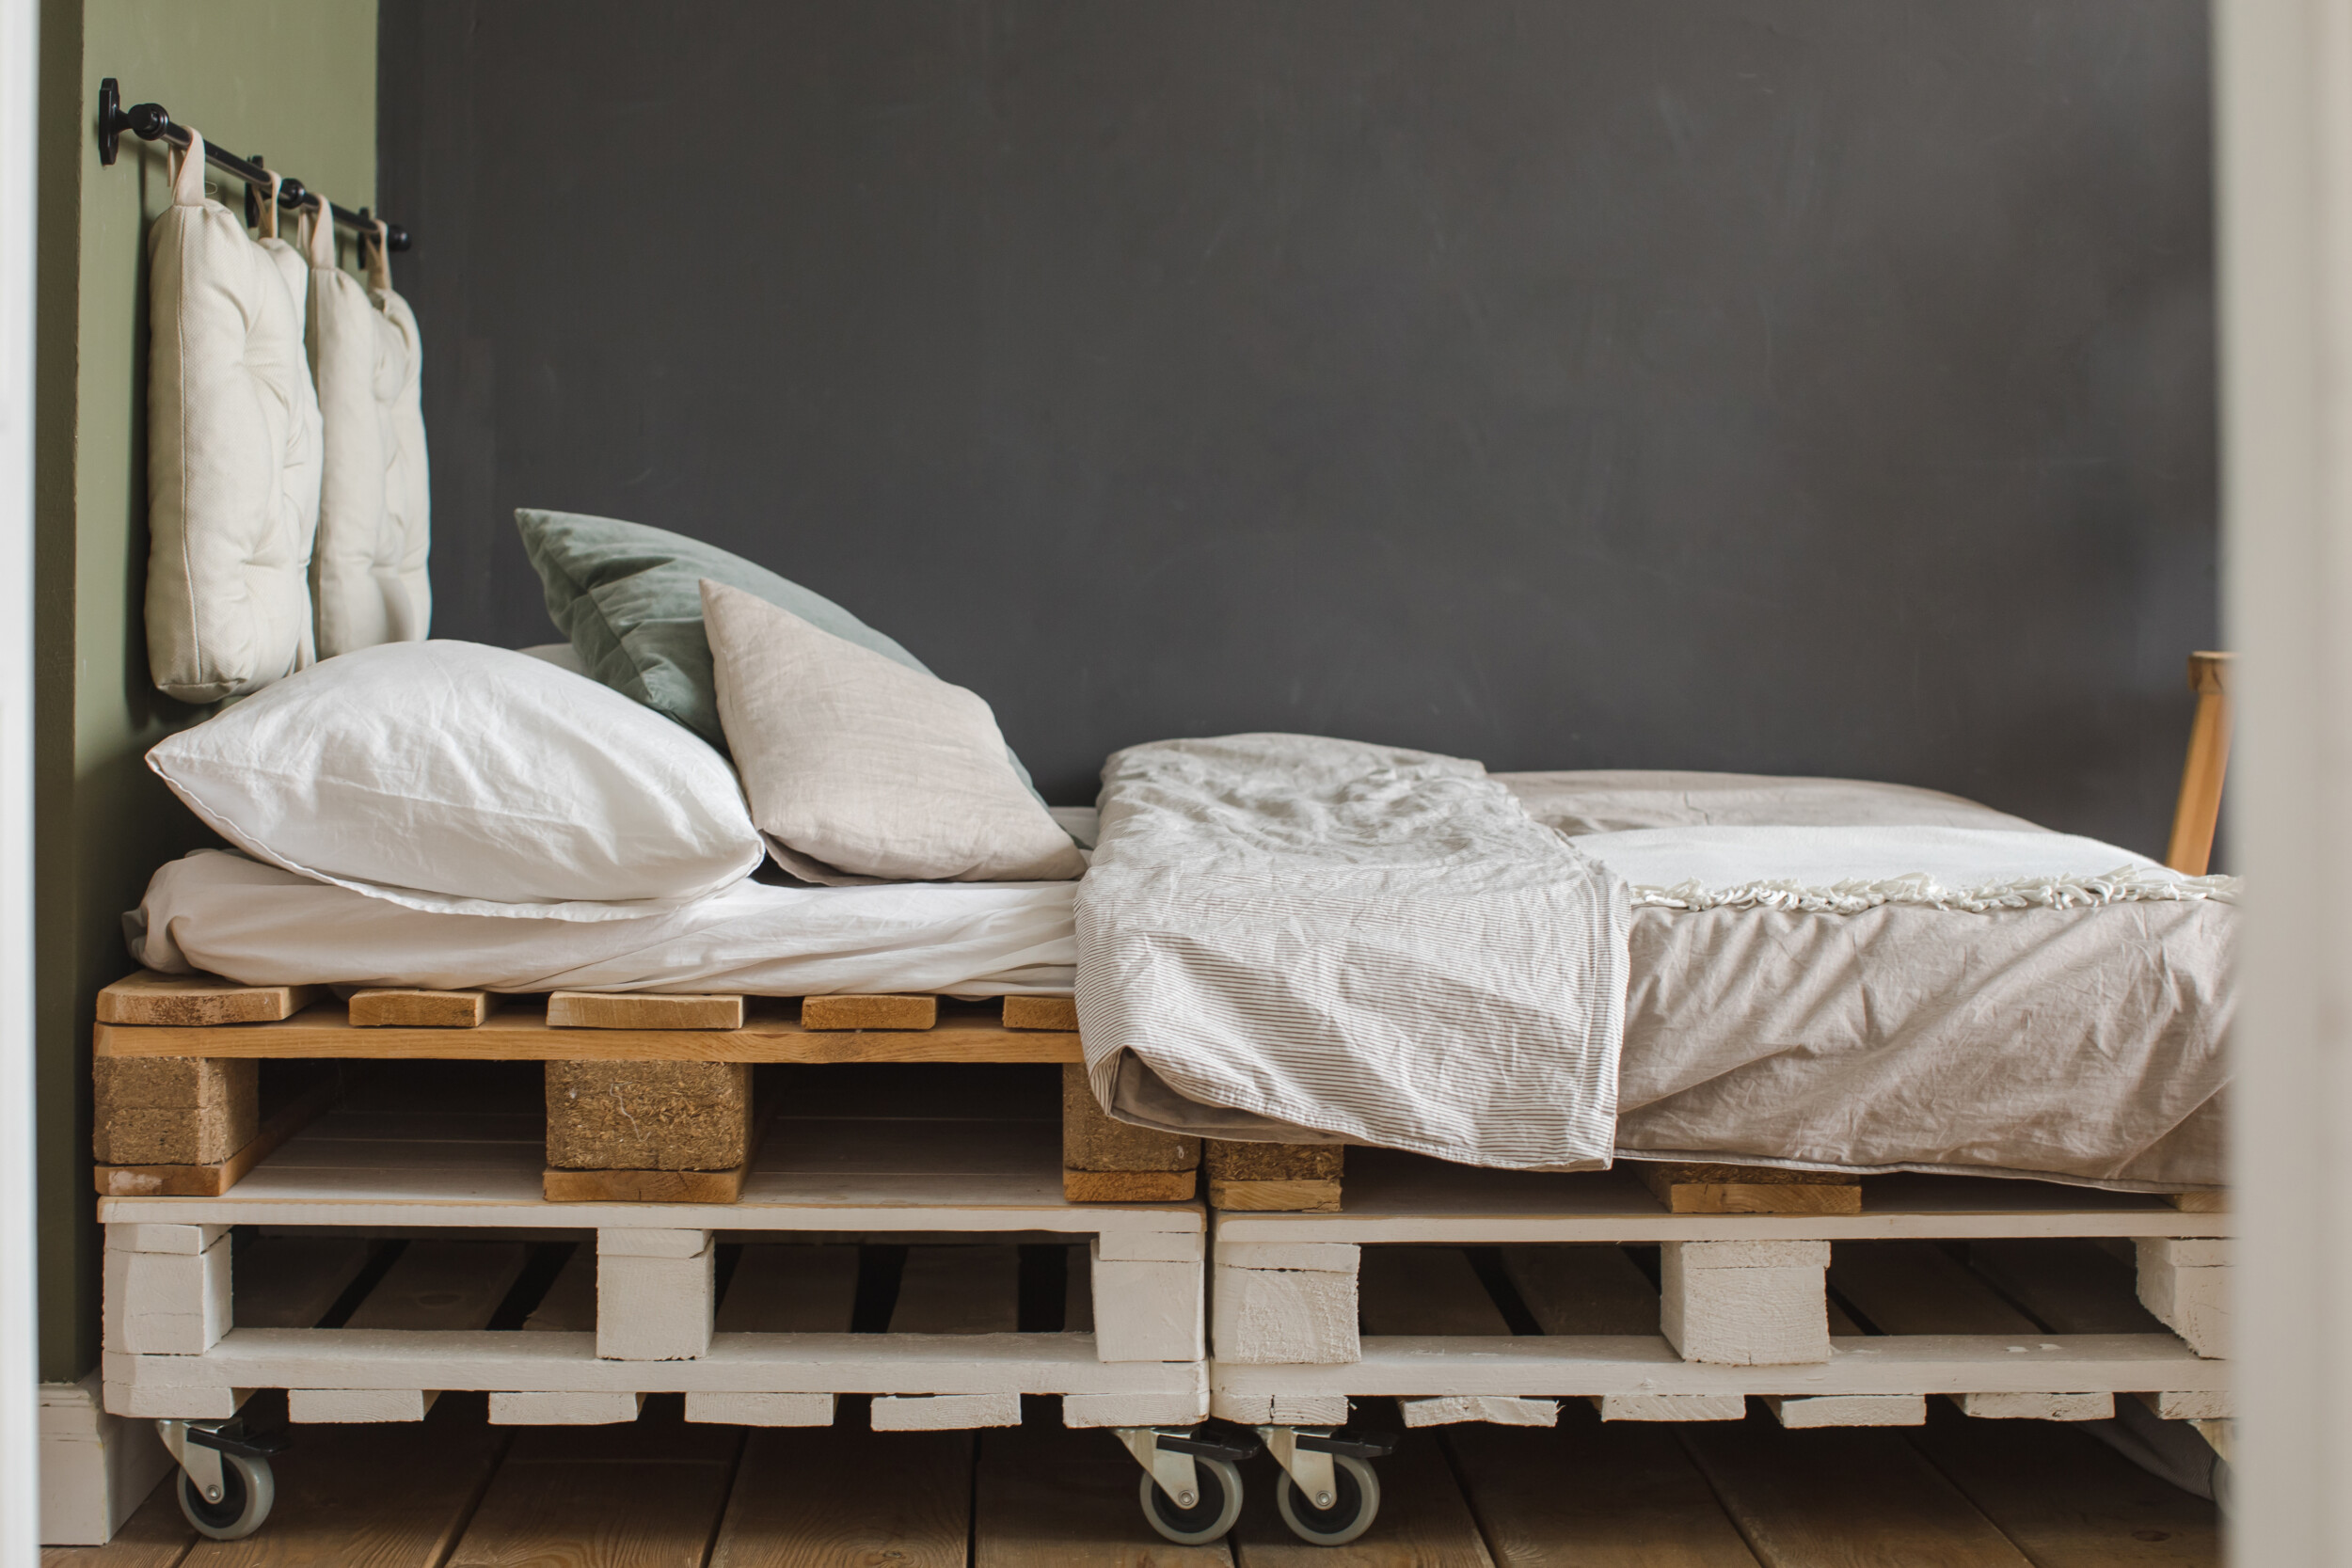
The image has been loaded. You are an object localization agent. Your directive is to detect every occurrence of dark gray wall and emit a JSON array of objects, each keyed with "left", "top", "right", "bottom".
[{"left": 379, "top": 0, "right": 2215, "bottom": 851}]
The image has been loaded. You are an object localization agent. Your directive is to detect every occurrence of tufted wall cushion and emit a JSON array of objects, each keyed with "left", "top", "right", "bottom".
[
  {"left": 144, "top": 133, "right": 319, "bottom": 702},
  {"left": 309, "top": 208, "right": 430, "bottom": 657}
]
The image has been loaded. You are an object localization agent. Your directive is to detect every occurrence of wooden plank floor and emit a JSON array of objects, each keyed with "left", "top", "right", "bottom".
[{"left": 44, "top": 1391, "right": 2217, "bottom": 1567}]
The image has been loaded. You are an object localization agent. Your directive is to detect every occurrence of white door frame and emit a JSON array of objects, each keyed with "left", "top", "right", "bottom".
[
  {"left": 2217, "top": 0, "right": 2352, "bottom": 1559},
  {"left": 0, "top": 0, "right": 42, "bottom": 1557}
]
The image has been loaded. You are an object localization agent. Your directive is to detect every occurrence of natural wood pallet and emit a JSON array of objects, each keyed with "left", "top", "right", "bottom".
[
  {"left": 1636, "top": 1162, "right": 1863, "bottom": 1216},
  {"left": 94, "top": 996, "right": 1078, "bottom": 1063},
  {"left": 92, "top": 1068, "right": 345, "bottom": 1197}
]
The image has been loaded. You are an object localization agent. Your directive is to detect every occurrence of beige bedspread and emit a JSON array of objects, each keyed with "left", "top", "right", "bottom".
[{"left": 1502, "top": 771, "right": 2231, "bottom": 1190}]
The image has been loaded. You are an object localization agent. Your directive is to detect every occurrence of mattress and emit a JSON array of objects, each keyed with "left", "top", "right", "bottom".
[{"left": 129, "top": 769, "right": 2229, "bottom": 1189}]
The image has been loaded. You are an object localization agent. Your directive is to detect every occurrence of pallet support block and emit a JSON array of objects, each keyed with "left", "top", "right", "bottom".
[
  {"left": 1956, "top": 1391, "right": 2113, "bottom": 1420},
  {"left": 596, "top": 1228, "right": 716, "bottom": 1361},
  {"left": 348, "top": 989, "right": 492, "bottom": 1028},
  {"left": 287, "top": 1388, "right": 437, "bottom": 1423},
  {"left": 103, "top": 1225, "right": 230, "bottom": 1356},
  {"left": 1661, "top": 1239, "right": 1831, "bottom": 1366},
  {"left": 1636, "top": 1161, "right": 1863, "bottom": 1215},
  {"left": 1400, "top": 1395, "right": 1559, "bottom": 1428},
  {"left": 2139, "top": 1388, "right": 2232, "bottom": 1420},
  {"left": 2137, "top": 1237, "right": 2230, "bottom": 1358},
  {"left": 1004, "top": 995, "right": 1080, "bottom": 1032},
  {"left": 1061, "top": 1390, "right": 1213, "bottom": 1429},
  {"left": 1060, "top": 1064, "right": 1199, "bottom": 1203},
  {"left": 801, "top": 994, "right": 938, "bottom": 1031},
  {"left": 1766, "top": 1394, "right": 1928, "bottom": 1428},
  {"left": 489, "top": 1390, "right": 648, "bottom": 1425},
  {"left": 1089, "top": 1238, "right": 1203, "bottom": 1362},
  {"left": 1210, "top": 1392, "right": 1351, "bottom": 1425},
  {"left": 1212, "top": 1241, "right": 1360, "bottom": 1365},
  {"left": 546, "top": 991, "right": 744, "bottom": 1030},
  {"left": 546, "top": 1061, "right": 752, "bottom": 1172},
  {"left": 1206, "top": 1139, "right": 1343, "bottom": 1212},
  {"left": 92, "top": 1056, "right": 258, "bottom": 1166},
  {"left": 1592, "top": 1393, "right": 1747, "bottom": 1421},
  {"left": 97, "top": 971, "right": 318, "bottom": 1025},
  {"left": 686, "top": 1392, "right": 835, "bottom": 1426},
  {"left": 871, "top": 1391, "right": 1022, "bottom": 1431}
]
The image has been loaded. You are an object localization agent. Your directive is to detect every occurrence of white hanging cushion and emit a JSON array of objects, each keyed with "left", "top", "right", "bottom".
[
  {"left": 309, "top": 211, "right": 430, "bottom": 657},
  {"left": 143, "top": 132, "right": 319, "bottom": 701},
  {"left": 254, "top": 206, "right": 323, "bottom": 597},
  {"left": 146, "top": 641, "right": 765, "bottom": 921}
]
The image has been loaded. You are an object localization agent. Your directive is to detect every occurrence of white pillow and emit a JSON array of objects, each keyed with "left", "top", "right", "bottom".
[
  {"left": 703, "top": 578, "right": 1086, "bottom": 883},
  {"left": 308, "top": 205, "right": 431, "bottom": 657},
  {"left": 143, "top": 131, "right": 320, "bottom": 702},
  {"left": 148, "top": 641, "right": 763, "bottom": 920}
]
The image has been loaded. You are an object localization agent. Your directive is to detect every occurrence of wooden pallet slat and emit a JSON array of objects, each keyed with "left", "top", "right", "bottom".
[
  {"left": 1639, "top": 1162, "right": 1864, "bottom": 1216},
  {"left": 94, "top": 1005, "right": 1080, "bottom": 1063},
  {"left": 350, "top": 989, "right": 495, "bottom": 1028},
  {"left": 1206, "top": 1139, "right": 1343, "bottom": 1212},
  {"left": 232, "top": 1235, "right": 374, "bottom": 1329},
  {"left": 802, "top": 993, "right": 939, "bottom": 1031},
  {"left": 345, "top": 1242, "right": 529, "bottom": 1333},
  {"left": 1359, "top": 1247, "right": 1514, "bottom": 1337},
  {"left": 889, "top": 1245, "right": 1024, "bottom": 1336},
  {"left": 1002, "top": 995, "right": 1080, "bottom": 1032},
  {"left": 546, "top": 990, "right": 745, "bottom": 1031},
  {"left": 97, "top": 970, "right": 320, "bottom": 1026}
]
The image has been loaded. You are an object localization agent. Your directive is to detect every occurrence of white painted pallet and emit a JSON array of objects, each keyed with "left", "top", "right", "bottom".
[
  {"left": 100, "top": 1114, "right": 1208, "bottom": 1432},
  {"left": 1208, "top": 1150, "right": 2232, "bottom": 1431}
]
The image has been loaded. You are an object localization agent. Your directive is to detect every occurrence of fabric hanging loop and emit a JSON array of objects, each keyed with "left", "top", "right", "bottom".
[
  {"left": 367, "top": 218, "right": 391, "bottom": 293},
  {"left": 256, "top": 166, "right": 280, "bottom": 240}
]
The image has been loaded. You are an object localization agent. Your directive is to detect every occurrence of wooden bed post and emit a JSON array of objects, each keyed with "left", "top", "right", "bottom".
[{"left": 2164, "top": 651, "right": 2234, "bottom": 876}]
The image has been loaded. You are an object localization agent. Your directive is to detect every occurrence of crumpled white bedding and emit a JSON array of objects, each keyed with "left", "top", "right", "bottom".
[
  {"left": 129, "top": 848, "right": 1076, "bottom": 996},
  {"left": 1584, "top": 825, "right": 2239, "bottom": 913},
  {"left": 1074, "top": 736, "right": 1629, "bottom": 1171}
]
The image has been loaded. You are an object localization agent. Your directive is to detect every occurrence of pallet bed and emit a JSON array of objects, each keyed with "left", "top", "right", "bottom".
[{"left": 1209, "top": 1147, "right": 2228, "bottom": 1446}]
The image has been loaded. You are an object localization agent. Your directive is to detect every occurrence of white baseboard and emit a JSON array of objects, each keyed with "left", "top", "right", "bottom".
[{"left": 39, "top": 1371, "right": 172, "bottom": 1544}]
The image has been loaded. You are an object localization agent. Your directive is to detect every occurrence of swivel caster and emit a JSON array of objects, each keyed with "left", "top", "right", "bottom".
[
  {"left": 1117, "top": 1421, "right": 1261, "bottom": 1544},
  {"left": 158, "top": 1416, "right": 288, "bottom": 1541},
  {"left": 1259, "top": 1422, "right": 1396, "bottom": 1546}
]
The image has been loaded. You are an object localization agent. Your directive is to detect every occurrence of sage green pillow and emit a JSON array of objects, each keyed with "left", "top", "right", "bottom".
[{"left": 516, "top": 509, "right": 1039, "bottom": 792}]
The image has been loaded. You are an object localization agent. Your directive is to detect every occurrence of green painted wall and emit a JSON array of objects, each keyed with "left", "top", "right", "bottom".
[{"left": 32, "top": 0, "right": 377, "bottom": 1381}]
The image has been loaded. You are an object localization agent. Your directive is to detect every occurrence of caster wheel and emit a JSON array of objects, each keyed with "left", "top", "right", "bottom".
[
  {"left": 177, "top": 1454, "right": 275, "bottom": 1541},
  {"left": 1139, "top": 1455, "right": 1244, "bottom": 1545},
  {"left": 1276, "top": 1454, "right": 1380, "bottom": 1546}
]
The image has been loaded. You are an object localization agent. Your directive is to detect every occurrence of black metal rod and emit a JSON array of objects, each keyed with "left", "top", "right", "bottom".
[{"left": 96, "top": 78, "right": 411, "bottom": 254}]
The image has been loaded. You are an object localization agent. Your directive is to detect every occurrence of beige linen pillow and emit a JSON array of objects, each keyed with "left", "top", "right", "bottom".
[{"left": 703, "top": 579, "right": 1085, "bottom": 882}]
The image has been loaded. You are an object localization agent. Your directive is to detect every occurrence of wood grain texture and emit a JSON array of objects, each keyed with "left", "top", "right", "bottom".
[
  {"left": 2165, "top": 652, "right": 2234, "bottom": 877},
  {"left": 1447, "top": 1407, "right": 1761, "bottom": 1567},
  {"left": 1208, "top": 1179, "right": 1341, "bottom": 1212},
  {"left": 1964, "top": 1241, "right": 2169, "bottom": 1336},
  {"left": 1830, "top": 1243, "right": 2041, "bottom": 1336},
  {"left": 715, "top": 1244, "right": 861, "bottom": 1333},
  {"left": 1908, "top": 1402, "right": 2220, "bottom": 1564},
  {"left": 975, "top": 1421, "right": 1232, "bottom": 1568},
  {"left": 39, "top": 1474, "right": 194, "bottom": 1568},
  {"left": 1359, "top": 1247, "right": 1513, "bottom": 1337},
  {"left": 1232, "top": 1430, "right": 1494, "bottom": 1567},
  {"left": 889, "top": 1246, "right": 1023, "bottom": 1334},
  {"left": 1680, "top": 1413, "right": 2034, "bottom": 1567},
  {"left": 97, "top": 972, "right": 320, "bottom": 1027},
  {"left": 349, "top": 990, "right": 493, "bottom": 1028},
  {"left": 541, "top": 1164, "right": 750, "bottom": 1204},
  {"left": 231, "top": 1235, "right": 373, "bottom": 1329},
  {"left": 801, "top": 994, "right": 938, "bottom": 1031},
  {"left": 1501, "top": 1244, "right": 1659, "bottom": 1335},
  {"left": 95, "top": 1008, "right": 1079, "bottom": 1064},
  {"left": 1638, "top": 1163, "right": 1864, "bottom": 1216},
  {"left": 1205, "top": 1140, "right": 1343, "bottom": 1181},
  {"left": 1064, "top": 1168, "right": 1196, "bottom": 1203},
  {"left": 93, "top": 1056, "right": 259, "bottom": 1166},
  {"left": 94, "top": 1069, "right": 341, "bottom": 1197},
  {"left": 2164, "top": 1192, "right": 2226, "bottom": 1214},
  {"left": 1002, "top": 995, "right": 1079, "bottom": 1032},
  {"left": 545, "top": 1061, "right": 752, "bottom": 1170},
  {"left": 711, "top": 1426, "right": 969, "bottom": 1568},
  {"left": 178, "top": 1397, "right": 506, "bottom": 1568},
  {"left": 445, "top": 1455, "right": 736, "bottom": 1567},
  {"left": 345, "top": 1242, "right": 528, "bottom": 1332},
  {"left": 547, "top": 991, "right": 745, "bottom": 1030}
]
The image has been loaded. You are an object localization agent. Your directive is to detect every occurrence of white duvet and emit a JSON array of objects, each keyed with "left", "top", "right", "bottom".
[{"left": 130, "top": 848, "right": 1076, "bottom": 996}]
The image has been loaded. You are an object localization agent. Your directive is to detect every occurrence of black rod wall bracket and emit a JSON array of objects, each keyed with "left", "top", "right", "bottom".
[{"left": 96, "top": 77, "right": 412, "bottom": 253}]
